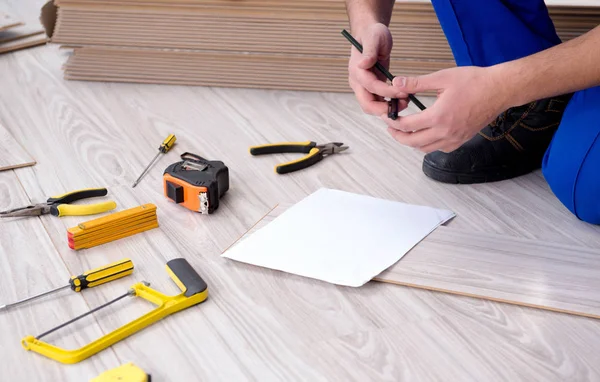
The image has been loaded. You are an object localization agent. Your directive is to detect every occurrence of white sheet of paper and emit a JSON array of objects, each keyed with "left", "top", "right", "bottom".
[{"left": 222, "top": 188, "right": 456, "bottom": 287}]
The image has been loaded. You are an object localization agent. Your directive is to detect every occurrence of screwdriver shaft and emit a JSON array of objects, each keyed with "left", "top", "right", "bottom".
[
  {"left": 341, "top": 29, "right": 427, "bottom": 111},
  {"left": 0, "top": 285, "right": 70, "bottom": 311},
  {"left": 36, "top": 289, "right": 134, "bottom": 340},
  {"left": 132, "top": 151, "right": 161, "bottom": 188}
]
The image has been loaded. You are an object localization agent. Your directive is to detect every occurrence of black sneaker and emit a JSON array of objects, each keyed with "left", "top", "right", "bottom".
[{"left": 422, "top": 93, "right": 573, "bottom": 184}]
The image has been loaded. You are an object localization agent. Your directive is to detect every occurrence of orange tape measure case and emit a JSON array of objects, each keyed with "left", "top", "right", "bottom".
[{"left": 163, "top": 152, "right": 229, "bottom": 214}]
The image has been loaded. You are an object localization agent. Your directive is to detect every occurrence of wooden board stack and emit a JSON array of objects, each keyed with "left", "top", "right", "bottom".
[
  {"left": 43, "top": 0, "right": 600, "bottom": 93},
  {"left": 67, "top": 204, "right": 159, "bottom": 250}
]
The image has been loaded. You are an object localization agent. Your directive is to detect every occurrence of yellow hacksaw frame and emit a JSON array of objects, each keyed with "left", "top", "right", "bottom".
[{"left": 21, "top": 258, "right": 208, "bottom": 364}]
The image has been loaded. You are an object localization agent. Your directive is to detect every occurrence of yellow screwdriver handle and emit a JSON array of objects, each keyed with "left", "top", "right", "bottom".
[
  {"left": 53, "top": 201, "right": 117, "bottom": 217},
  {"left": 159, "top": 134, "right": 176, "bottom": 153},
  {"left": 69, "top": 258, "right": 134, "bottom": 292}
]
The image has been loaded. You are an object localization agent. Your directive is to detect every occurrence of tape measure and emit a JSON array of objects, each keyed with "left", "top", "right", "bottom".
[
  {"left": 163, "top": 152, "right": 229, "bottom": 214},
  {"left": 91, "top": 363, "right": 150, "bottom": 382}
]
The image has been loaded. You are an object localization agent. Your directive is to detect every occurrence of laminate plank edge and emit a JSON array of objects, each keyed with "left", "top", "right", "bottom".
[
  {"left": 0, "top": 121, "right": 36, "bottom": 171},
  {"left": 229, "top": 203, "right": 600, "bottom": 320}
]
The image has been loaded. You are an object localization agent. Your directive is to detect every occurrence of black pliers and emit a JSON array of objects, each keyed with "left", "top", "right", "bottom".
[{"left": 249, "top": 141, "right": 349, "bottom": 174}]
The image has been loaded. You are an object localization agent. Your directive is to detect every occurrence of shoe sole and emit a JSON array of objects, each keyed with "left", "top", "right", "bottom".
[{"left": 422, "top": 160, "right": 540, "bottom": 184}]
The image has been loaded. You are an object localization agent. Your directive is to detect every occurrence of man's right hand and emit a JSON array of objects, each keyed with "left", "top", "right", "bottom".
[{"left": 348, "top": 23, "right": 409, "bottom": 116}]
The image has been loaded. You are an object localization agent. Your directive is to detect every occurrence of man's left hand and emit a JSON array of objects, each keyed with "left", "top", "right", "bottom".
[{"left": 382, "top": 66, "right": 509, "bottom": 153}]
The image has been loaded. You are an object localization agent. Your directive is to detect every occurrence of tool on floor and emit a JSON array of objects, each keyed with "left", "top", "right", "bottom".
[
  {"left": 132, "top": 133, "right": 177, "bottom": 188},
  {"left": 341, "top": 29, "right": 427, "bottom": 113},
  {"left": 68, "top": 204, "right": 158, "bottom": 250},
  {"left": 0, "top": 258, "right": 134, "bottom": 312},
  {"left": 249, "top": 141, "right": 349, "bottom": 174},
  {"left": 22, "top": 258, "right": 208, "bottom": 364},
  {"left": 0, "top": 188, "right": 117, "bottom": 218},
  {"left": 163, "top": 152, "right": 229, "bottom": 214},
  {"left": 92, "top": 363, "right": 150, "bottom": 382}
]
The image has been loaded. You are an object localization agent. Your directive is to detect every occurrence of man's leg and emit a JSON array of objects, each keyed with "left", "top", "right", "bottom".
[
  {"left": 431, "top": 0, "right": 561, "bottom": 67},
  {"left": 542, "top": 87, "right": 600, "bottom": 224},
  {"left": 421, "top": 0, "right": 573, "bottom": 184}
]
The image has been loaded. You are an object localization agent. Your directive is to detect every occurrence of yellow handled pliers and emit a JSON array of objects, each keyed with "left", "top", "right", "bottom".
[
  {"left": 249, "top": 141, "right": 349, "bottom": 174},
  {"left": 0, "top": 188, "right": 117, "bottom": 218}
]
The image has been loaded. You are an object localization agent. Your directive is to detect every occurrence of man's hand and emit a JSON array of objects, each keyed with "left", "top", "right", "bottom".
[
  {"left": 382, "top": 24, "right": 600, "bottom": 154},
  {"left": 382, "top": 66, "right": 509, "bottom": 153},
  {"left": 348, "top": 23, "right": 409, "bottom": 116}
]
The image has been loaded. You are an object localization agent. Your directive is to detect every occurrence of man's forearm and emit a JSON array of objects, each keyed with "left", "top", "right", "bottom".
[
  {"left": 496, "top": 25, "right": 600, "bottom": 108},
  {"left": 345, "top": 0, "right": 395, "bottom": 35}
]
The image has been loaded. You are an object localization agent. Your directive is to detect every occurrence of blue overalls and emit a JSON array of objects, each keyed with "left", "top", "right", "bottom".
[{"left": 431, "top": 0, "right": 600, "bottom": 224}]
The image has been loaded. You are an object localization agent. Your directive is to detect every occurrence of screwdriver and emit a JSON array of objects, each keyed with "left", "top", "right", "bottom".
[
  {"left": 0, "top": 258, "right": 134, "bottom": 311},
  {"left": 132, "top": 134, "right": 177, "bottom": 188}
]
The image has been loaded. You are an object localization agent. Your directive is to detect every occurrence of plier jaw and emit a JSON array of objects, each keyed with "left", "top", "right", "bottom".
[
  {"left": 317, "top": 142, "right": 349, "bottom": 156},
  {"left": 0, "top": 204, "right": 49, "bottom": 218},
  {"left": 0, "top": 188, "right": 116, "bottom": 218},
  {"left": 249, "top": 141, "right": 349, "bottom": 174}
]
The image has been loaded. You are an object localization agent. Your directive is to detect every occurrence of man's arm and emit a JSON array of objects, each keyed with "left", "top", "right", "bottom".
[
  {"left": 345, "top": 0, "right": 395, "bottom": 35},
  {"left": 344, "top": 0, "right": 408, "bottom": 116},
  {"left": 499, "top": 25, "right": 600, "bottom": 108}
]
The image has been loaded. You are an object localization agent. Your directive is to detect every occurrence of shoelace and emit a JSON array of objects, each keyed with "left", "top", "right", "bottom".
[{"left": 489, "top": 110, "right": 509, "bottom": 137}]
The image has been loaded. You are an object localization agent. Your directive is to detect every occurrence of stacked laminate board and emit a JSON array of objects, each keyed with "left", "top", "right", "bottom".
[
  {"left": 42, "top": 0, "right": 600, "bottom": 93},
  {"left": 0, "top": 11, "right": 49, "bottom": 55}
]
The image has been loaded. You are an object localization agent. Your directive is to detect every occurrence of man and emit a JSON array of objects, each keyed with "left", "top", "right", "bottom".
[{"left": 345, "top": 0, "right": 600, "bottom": 224}]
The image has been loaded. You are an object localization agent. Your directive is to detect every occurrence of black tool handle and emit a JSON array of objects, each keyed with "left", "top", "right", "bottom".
[
  {"left": 276, "top": 148, "right": 323, "bottom": 174},
  {"left": 166, "top": 258, "right": 208, "bottom": 297},
  {"left": 388, "top": 99, "right": 399, "bottom": 120},
  {"left": 47, "top": 188, "right": 108, "bottom": 204},
  {"left": 341, "top": 30, "right": 427, "bottom": 111},
  {"left": 69, "top": 258, "right": 134, "bottom": 291},
  {"left": 249, "top": 141, "right": 316, "bottom": 156}
]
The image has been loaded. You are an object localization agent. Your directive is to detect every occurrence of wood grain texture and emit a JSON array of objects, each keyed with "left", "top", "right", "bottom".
[
  {"left": 2, "top": 0, "right": 600, "bottom": 379},
  {"left": 236, "top": 204, "right": 600, "bottom": 319},
  {"left": 0, "top": 121, "right": 35, "bottom": 171},
  {"left": 0, "top": 170, "right": 119, "bottom": 380}
]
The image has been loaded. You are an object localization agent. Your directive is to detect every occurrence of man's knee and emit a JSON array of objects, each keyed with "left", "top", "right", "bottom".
[{"left": 543, "top": 139, "right": 600, "bottom": 225}]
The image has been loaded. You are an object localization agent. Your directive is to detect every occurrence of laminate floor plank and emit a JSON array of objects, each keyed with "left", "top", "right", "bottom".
[
  {"left": 312, "top": 309, "right": 600, "bottom": 382},
  {"left": 0, "top": 120, "right": 35, "bottom": 171},
  {"left": 377, "top": 226, "right": 600, "bottom": 318},
  {"left": 236, "top": 204, "right": 600, "bottom": 318}
]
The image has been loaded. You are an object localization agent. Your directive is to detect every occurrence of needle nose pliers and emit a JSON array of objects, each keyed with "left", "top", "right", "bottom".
[
  {"left": 0, "top": 188, "right": 117, "bottom": 218},
  {"left": 249, "top": 141, "right": 349, "bottom": 174}
]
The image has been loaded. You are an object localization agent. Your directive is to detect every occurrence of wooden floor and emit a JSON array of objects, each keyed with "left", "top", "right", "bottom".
[
  {"left": 0, "top": 121, "right": 35, "bottom": 170},
  {"left": 2, "top": 1, "right": 600, "bottom": 381}
]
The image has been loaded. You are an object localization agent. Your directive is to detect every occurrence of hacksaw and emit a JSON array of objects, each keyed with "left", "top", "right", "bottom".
[{"left": 21, "top": 258, "right": 208, "bottom": 364}]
